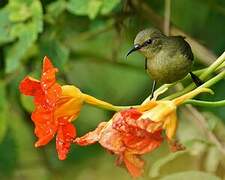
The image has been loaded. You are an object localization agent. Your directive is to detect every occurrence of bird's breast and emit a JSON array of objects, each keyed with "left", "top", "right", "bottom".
[{"left": 147, "top": 51, "right": 193, "bottom": 83}]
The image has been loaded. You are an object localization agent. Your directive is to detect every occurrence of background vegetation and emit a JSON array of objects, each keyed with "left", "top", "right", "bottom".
[{"left": 0, "top": 0, "right": 225, "bottom": 179}]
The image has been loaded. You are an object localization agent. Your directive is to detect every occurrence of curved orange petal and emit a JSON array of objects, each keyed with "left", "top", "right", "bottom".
[
  {"left": 41, "top": 57, "right": 61, "bottom": 108},
  {"left": 123, "top": 130, "right": 163, "bottom": 155},
  {"left": 56, "top": 119, "right": 76, "bottom": 160},
  {"left": 75, "top": 122, "right": 107, "bottom": 146},
  {"left": 43, "top": 56, "right": 54, "bottom": 70},
  {"left": 75, "top": 120, "right": 125, "bottom": 154},
  {"left": 32, "top": 107, "right": 57, "bottom": 147},
  {"left": 123, "top": 152, "right": 144, "bottom": 178},
  {"left": 99, "top": 126, "right": 125, "bottom": 154},
  {"left": 41, "top": 56, "right": 58, "bottom": 88},
  {"left": 19, "top": 76, "right": 41, "bottom": 96}
]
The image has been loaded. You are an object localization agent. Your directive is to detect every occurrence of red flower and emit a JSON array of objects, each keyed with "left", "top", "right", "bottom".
[
  {"left": 19, "top": 57, "right": 79, "bottom": 160},
  {"left": 74, "top": 109, "right": 163, "bottom": 177}
]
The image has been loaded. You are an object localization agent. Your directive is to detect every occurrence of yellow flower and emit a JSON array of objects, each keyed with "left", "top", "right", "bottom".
[
  {"left": 55, "top": 85, "right": 84, "bottom": 122},
  {"left": 137, "top": 87, "right": 213, "bottom": 140}
]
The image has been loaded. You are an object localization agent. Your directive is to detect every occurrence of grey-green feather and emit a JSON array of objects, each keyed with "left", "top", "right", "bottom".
[{"left": 134, "top": 28, "right": 193, "bottom": 84}]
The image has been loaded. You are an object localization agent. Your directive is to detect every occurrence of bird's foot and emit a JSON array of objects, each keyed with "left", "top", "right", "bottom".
[
  {"left": 149, "top": 80, "right": 157, "bottom": 101},
  {"left": 190, "top": 72, "right": 203, "bottom": 87}
]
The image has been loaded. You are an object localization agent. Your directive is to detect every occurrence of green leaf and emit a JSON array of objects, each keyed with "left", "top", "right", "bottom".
[
  {"left": 0, "top": 81, "right": 7, "bottom": 143},
  {"left": 8, "top": 1, "right": 32, "bottom": 22},
  {"left": 5, "top": 23, "right": 38, "bottom": 73},
  {"left": 160, "top": 171, "right": 220, "bottom": 180},
  {"left": 45, "top": 0, "right": 67, "bottom": 24},
  {"left": 100, "top": 0, "right": 120, "bottom": 14},
  {"left": 67, "top": 0, "right": 120, "bottom": 19},
  {"left": 88, "top": 0, "right": 102, "bottom": 19},
  {"left": 67, "top": 0, "right": 90, "bottom": 17},
  {"left": 2, "top": 0, "right": 43, "bottom": 73},
  {"left": 0, "top": 8, "right": 14, "bottom": 44},
  {"left": 67, "top": 0, "right": 101, "bottom": 19}
]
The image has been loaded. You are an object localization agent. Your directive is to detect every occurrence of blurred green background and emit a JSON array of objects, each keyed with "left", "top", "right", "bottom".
[{"left": 0, "top": 0, "right": 225, "bottom": 179}]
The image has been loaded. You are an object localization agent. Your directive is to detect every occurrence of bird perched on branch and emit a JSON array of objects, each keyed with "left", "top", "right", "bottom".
[{"left": 126, "top": 28, "right": 202, "bottom": 99}]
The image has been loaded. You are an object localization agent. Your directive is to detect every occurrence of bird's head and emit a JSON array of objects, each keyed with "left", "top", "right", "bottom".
[{"left": 127, "top": 28, "right": 165, "bottom": 59}]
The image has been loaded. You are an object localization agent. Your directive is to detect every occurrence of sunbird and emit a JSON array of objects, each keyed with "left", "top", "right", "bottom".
[{"left": 126, "top": 28, "right": 202, "bottom": 99}]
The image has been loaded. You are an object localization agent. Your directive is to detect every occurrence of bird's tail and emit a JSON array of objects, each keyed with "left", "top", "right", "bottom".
[{"left": 189, "top": 72, "right": 203, "bottom": 86}]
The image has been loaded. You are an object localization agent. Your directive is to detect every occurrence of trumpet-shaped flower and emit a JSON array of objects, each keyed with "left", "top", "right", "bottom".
[
  {"left": 74, "top": 109, "right": 163, "bottom": 177},
  {"left": 19, "top": 56, "right": 123, "bottom": 160},
  {"left": 138, "top": 87, "right": 212, "bottom": 141},
  {"left": 19, "top": 57, "right": 84, "bottom": 160}
]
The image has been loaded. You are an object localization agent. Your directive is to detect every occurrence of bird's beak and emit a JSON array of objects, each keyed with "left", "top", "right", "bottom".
[{"left": 126, "top": 44, "right": 141, "bottom": 59}]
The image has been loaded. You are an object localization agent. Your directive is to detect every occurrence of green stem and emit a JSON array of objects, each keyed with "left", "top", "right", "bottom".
[
  {"left": 200, "top": 70, "right": 225, "bottom": 88},
  {"left": 181, "top": 70, "right": 225, "bottom": 107},
  {"left": 185, "top": 99, "right": 225, "bottom": 107},
  {"left": 200, "top": 51, "right": 225, "bottom": 79}
]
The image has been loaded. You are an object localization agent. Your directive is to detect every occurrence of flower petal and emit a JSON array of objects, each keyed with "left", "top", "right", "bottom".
[
  {"left": 140, "top": 101, "right": 176, "bottom": 123},
  {"left": 19, "top": 76, "right": 41, "bottom": 96},
  {"left": 123, "top": 152, "right": 144, "bottom": 178},
  {"left": 163, "top": 111, "right": 178, "bottom": 140},
  {"left": 55, "top": 86, "right": 84, "bottom": 122},
  {"left": 56, "top": 119, "right": 76, "bottom": 160},
  {"left": 41, "top": 56, "right": 58, "bottom": 89},
  {"left": 61, "top": 85, "right": 83, "bottom": 98},
  {"left": 112, "top": 109, "right": 142, "bottom": 134},
  {"left": 112, "top": 109, "right": 163, "bottom": 154},
  {"left": 32, "top": 107, "right": 57, "bottom": 147},
  {"left": 75, "top": 122, "right": 107, "bottom": 146},
  {"left": 123, "top": 130, "right": 163, "bottom": 155},
  {"left": 99, "top": 124, "right": 125, "bottom": 154},
  {"left": 40, "top": 57, "right": 61, "bottom": 108},
  {"left": 45, "top": 83, "right": 62, "bottom": 108}
]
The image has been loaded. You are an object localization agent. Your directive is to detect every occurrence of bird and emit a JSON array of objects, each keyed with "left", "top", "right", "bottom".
[{"left": 126, "top": 28, "right": 202, "bottom": 99}]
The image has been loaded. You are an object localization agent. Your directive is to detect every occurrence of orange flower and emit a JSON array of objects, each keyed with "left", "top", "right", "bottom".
[
  {"left": 19, "top": 56, "right": 83, "bottom": 160},
  {"left": 74, "top": 109, "right": 163, "bottom": 177},
  {"left": 74, "top": 87, "right": 212, "bottom": 177},
  {"left": 19, "top": 56, "right": 124, "bottom": 160}
]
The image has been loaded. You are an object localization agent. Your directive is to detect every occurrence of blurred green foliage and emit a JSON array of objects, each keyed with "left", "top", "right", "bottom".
[{"left": 0, "top": 0, "right": 225, "bottom": 179}]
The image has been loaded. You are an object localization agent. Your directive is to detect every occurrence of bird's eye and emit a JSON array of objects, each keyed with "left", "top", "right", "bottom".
[
  {"left": 143, "top": 39, "right": 152, "bottom": 47},
  {"left": 146, "top": 39, "right": 152, "bottom": 44}
]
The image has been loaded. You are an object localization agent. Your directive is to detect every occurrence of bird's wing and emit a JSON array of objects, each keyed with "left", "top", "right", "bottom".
[{"left": 168, "top": 36, "right": 194, "bottom": 61}]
